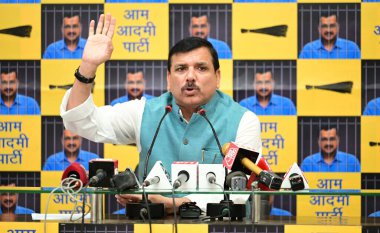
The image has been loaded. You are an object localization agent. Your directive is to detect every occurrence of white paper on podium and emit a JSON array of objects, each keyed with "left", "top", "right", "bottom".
[{"left": 31, "top": 213, "right": 91, "bottom": 220}]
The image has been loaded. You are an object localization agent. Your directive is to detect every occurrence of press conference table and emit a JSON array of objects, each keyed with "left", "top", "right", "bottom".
[{"left": 1, "top": 188, "right": 380, "bottom": 233}]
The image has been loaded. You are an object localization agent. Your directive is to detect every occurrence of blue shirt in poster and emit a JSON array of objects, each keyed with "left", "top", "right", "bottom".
[
  {"left": 363, "top": 97, "right": 380, "bottom": 115},
  {"left": 0, "top": 206, "right": 34, "bottom": 214},
  {"left": 0, "top": 94, "right": 40, "bottom": 115},
  {"left": 43, "top": 150, "right": 99, "bottom": 171},
  {"left": 300, "top": 151, "right": 361, "bottom": 172},
  {"left": 207, "top": 37, "right": 232, "bottom": 59},
  {"left": 299, "top": 38, "right": 360, "bottom": 59},
  {"left": 43, "top": 38, "right": 86, "bottom": 59},
  {"left": 110, "top": 94, "right": 155, "bottom": 106},
  {"left": 239, "top": 94, "right": 296, "bottom": 115}
]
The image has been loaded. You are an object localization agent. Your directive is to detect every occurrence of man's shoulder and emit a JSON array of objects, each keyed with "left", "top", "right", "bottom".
[
  {"left": 337, "top": 37, "right": 359, "bottom": 47},
  {"left": 110, "top": 96, "right": 128, "bottom": 106},
  {"left": 271, "top": 94, "right": 294, "bottom": 104},
  {"left": 17, "top": 94, "right": 39, "bottom": 105},
  {"left": 46, "top": 39, "right": 64, "bottom": 48},
  {"left": 208, "top": 37, "right": 230, "bottom": 47},
  {"left": 337, "top": 151, "right": 357, "bottom": 160},
  {"left": 15, "top": 205, "right": 35, "bottom": 214},
  {"left": 79, "top": 150, "right": 100, "bottom": 158},
  {"left": 46, "top": 151, "right": 64, "bottom": 161},
  {"left": 239, "top": 96, "right": 256, "bottom": 105},
  {"left": 304, "top": 152, "right": 320, "bottom": 161},
  {"left": 368, "top": 97, "right": 380, "bottom": 106}
]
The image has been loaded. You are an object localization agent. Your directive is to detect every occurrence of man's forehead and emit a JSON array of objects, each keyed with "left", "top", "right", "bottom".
[
  {"left": 191, "top": 16, "right": 208, "bottom": 23},
  {"left": 64, "top": 16, "right": 80, "bottom": 24},
  {"left": 320, "top": 128, "right": 337, "bottom": 136},
  {"left": 127, "top": 72, "right": 144, "bottom": 80},
  {"left": 172, "top": 48, "right": 212, "bottom": 64},
  {"left": 63, "top": 130, "right": 79, "bottom": 137},
  {"left": 255, "top": 72, "right": 272, "bottom": 80},
  {"left": 320, "top": 15, "right": 337, "bottom": 23},
  {"left": 1, "top": 72, "right": 17, "bottom": 80}
]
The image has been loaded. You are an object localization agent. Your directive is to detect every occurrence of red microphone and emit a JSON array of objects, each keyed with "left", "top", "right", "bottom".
[{"left": 61, "top": 162, "right": 88, "bottom": 188}]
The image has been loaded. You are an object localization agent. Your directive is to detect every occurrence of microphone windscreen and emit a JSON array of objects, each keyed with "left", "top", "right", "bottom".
[{"left": 61, "top": 162, "right": 88, "bottom": 187}]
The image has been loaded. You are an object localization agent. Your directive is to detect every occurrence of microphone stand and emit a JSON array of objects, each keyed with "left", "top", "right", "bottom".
[
  {"left": 199, "top": 109, "right": 246, "bottom": 221},
  {"left": 126, "top": 106, "right": 172, "bottom": 220}
]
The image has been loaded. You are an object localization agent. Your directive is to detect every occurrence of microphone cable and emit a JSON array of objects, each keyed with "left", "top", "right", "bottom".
[
  {"left": 143, "top": 105, "right": 172, "bottom": 181},
  {"left": 198, "top": 109, "right": 223, "bottom": 158},
  {"left": 171, "top": 185, "right": 178, "bottom": 233},
  {"left": 201, "top": 179, "right": 232, "bottom": 233},
  {"left": 141, "top": 183, "right": 153, "bottom": 233},
  {"left": 44, "top": 177, "right": 91, "bottom": 233}
]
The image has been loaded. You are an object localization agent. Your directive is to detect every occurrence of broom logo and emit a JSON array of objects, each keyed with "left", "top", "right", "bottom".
[
  {"left": 369, "top": 142, "right": 380, "bottom": 147},
  {"left": 0, "top": 25, "right": 32, "bottom": 37},
  {"left": 241, "top": 25, "right": 288, "bottom": 37},
  {"left": 305, "top": 81, "right": 353, "bottom": 94},
  {"left": 49, "top": 83, "right": 95, "bottom": 93}
]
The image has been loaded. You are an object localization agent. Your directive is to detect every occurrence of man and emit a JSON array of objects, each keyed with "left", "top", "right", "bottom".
[
  {"left": 299, "top": 13, "right": 360, "bottom": 59},
  {"left": 300, "top": 126, "right": 360, "bottom": 172},
  {"left": 43, "top": 129, "right": 99, "bottom": 171},
  {"left": 0, "top": 182, "right": 34, "bottom": 214},
  {"left": 60, "top": 14, "right": 261, "bottom": 213},
  {"left": 239, "top": 70, "right": 296, "bottom": 115},
  {"left": 110, "top": 71, "right": 154, "bottom": 106},
  {"left": 43, "top": 13, "right": 86, "bottom": 59},
  {"left": 0, "top": 69, "right": 40, "bottom": 115},
  {"left": 189, "top": 14, "right": 232, "bottom": 59},
  {"left": 363, "top": 97, "right": 380, "bottom": 115}
]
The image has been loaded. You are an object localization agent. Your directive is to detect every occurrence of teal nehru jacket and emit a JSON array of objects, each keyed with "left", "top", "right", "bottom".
[{"left": 138, "top": 91, "right": 246, "bottom": 180}]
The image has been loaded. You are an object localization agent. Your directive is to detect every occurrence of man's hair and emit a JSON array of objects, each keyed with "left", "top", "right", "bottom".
[
  {"left": 319, "top": 124, "right": 339, "bottom": 136},
  {"left": 190, "top": 13, "right": 209, "bottom": 20},
  {"left": 254, "top": 69, "right": 273, "bottom": 81},
  {"left": 320, "top": 12, "right": 338, "bottom": 20},
  {"left": 1, "top": 69, "right": 17, "bottom": 76},
  {"left": 167, "top": 37, "right": 220, "bottom": 72},
  {"left": 63, "top": 12, "right": 81, "bottom": 20}
]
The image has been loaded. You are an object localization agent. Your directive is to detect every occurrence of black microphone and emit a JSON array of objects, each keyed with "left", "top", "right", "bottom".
[
  {"left": 206, "top": 172, "right": 216, "bottom": 184},
  {"left": 173, "top": 170, "right": 190, "bottom": 189},
  {"left": 143, "top": 105, "right": 172, "bottom": 181},
  {"left": 89, "top": 169, "right": 107, "bottom": 186},
  {"left": 143, "top": 176, "right": 160, "bottom": 187},
  {"left": 198, "top": 108, "right": 223, "bottom": 160}
]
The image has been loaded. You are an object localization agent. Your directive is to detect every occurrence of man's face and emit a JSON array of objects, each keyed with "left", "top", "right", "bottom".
[
  {"left": 319, "top": 15, "right": 339, "bottom": 42},
  {"left": 125, "top": 72, "right": 145, "bottom": 99},
  {"left": 254, "top": 72, "right": 274, "bottom": 98},
  {"left": 62, "top": 130, "right": 81, "bottom": 155},
  {"left": 1, "top": 72, "right": 18, "bottom": 99},
  {"left": 62, "top": 16, "right": 81, "bottom": 42},
  {"left": 0, "top": 183, "right": 17, "bottom": 211},
  {"left": 318, "top": 128, "right": 339, "bottom": 156},
  {"left": 190, "top": 16, "right": 210, "bottom": 39},
  {"left": 167, "top": 47, "right": 220, "bottom": 109}
]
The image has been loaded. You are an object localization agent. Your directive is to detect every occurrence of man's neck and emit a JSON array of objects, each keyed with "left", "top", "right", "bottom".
[
  {"left": 1, "top": 206, "right": 15, "bottom": 214},
  {"left": 1, "top": 95, "right": 16, "bottom": 108},
  {"left": 321, "top": 151, "right": 337, "bottom": 165},
  {"left": 322, "top": 38, "right": 337, "bottom": 52},
  {"left": 65, "top": 151, "right": 79, "bottom": 163},
  {"left": 257, "top": 94, "right": 271, "bottom": 108},
  {"left": 178, "top": 105, "right": 198, "bottom": 122},
  {"left": 64, "top": 38, "right": 80, "bottom": 52}
]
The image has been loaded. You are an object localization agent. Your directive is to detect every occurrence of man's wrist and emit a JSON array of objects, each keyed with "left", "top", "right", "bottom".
[{"left": 75, "top": 66, "right": 96, "bottom": 84}]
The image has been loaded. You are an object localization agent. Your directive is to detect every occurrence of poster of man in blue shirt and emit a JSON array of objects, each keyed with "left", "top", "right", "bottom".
[
  {"left": 43, "top": 13, "right": 86, "bottom": 59},
  {"left": 43, "top": 129, "right": 99, "bottom": 171},
  {"left": 189, "top": 14, "right": 232, "bottom": 59},
  {"left": 239, "top": 70, "right": 296, "bottom": 115},
  {"left": 300, "top": 126, "right": 360, "bottom": 172},
  {"left": 299, "top": 13, "right": 360, "bottom": 59},
  {"left": 110, "top": 71, "right": 154, "bottom": 106},
  {"left": 0, "top": 182, "right": 34, "bottom": 214},
  {"left": 0, "top": 69, "right": 40, "bottom": 115},
  {"left": 363, "top": 97, "right": 380, "bottom": 115}
]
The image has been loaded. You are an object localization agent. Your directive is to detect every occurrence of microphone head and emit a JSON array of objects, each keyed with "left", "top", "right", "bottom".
[
  {"left": 61, "top": 162, "right": 88, "bottom": 188},
  {"left": 198, "top": 108, "right": 206, "bottom": 116},
  {"left": 165, "top": 105, "right": 173, "bottom": 113}
]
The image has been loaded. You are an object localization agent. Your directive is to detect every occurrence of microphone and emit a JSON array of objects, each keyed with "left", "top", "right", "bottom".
[
  {"left": 206, "top": 172, "right": 216, "bottom": 184},
  {"left": 143, "top": 176, "right": 160, "bottom": 187},
  {"left": 143, "top": 105, "right": 172, "bottom": 181},
  {"left": 198, "top": 108, "right": 223, "bottom": 158},
  {"left": 61, "top": 162, "right": 88, "bottom": 188},
  {"left": 173, "top": 170, "right": 190, "bottom": 189},
  {"left": 222, "top": 142, "right": 283, "bottom": 190},
  {"left": 89, "top": 169, "right": 107, "bottom": 186}
]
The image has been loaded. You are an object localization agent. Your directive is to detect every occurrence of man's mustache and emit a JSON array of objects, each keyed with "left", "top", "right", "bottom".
[
  {"left": 67, "top": 144, "right": 77, "bottom": 148},
  {"left": 2, "top": 199, "right": 14, "bottom": 205},
  {"left": 130, "top": 88, "right": 141, "bottom": 93},
  {"left": 67, "top": 32, "right": 77, "bottom": 37},
  {"left": 181, "top": 82, "right": 200, "bottom": 91},
  {"left": 323, "top": 32, "right": 334, "bottom": 36},
  {"left": 3, "top": 88, "right": 14, "bottom": 93},
  {"left": 196, "top": 32, "right": 205, "bottom": 37},
  {"left": 324, "top": 145, "right": 334, "bottom": 149}
]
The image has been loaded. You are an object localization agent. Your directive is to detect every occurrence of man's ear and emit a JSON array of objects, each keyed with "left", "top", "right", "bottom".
[
  {"left": 166, "top": 71, "right": 171, "bottom": 91},
  {"left": 216, "top": 69, "right": 221, "bottom": 89}
]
